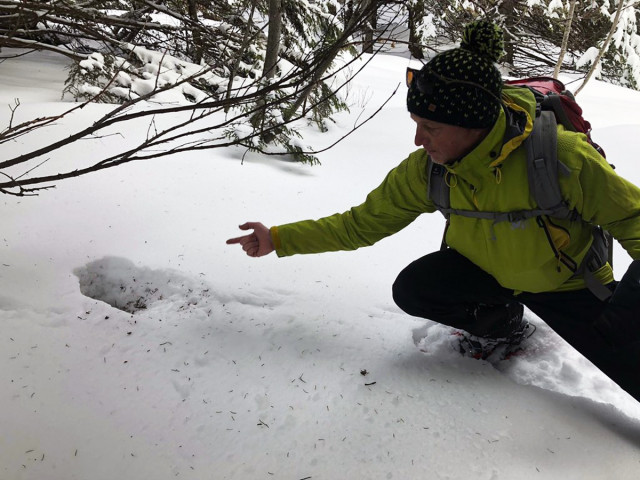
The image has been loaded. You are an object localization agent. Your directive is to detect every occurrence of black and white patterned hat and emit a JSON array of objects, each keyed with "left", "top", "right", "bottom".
[{"left": 407, "top": 20, "right": 504, "bottom": 129}]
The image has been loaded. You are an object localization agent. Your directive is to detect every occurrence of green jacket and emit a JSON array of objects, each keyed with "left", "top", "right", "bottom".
[{"left": 271, "top": 86, "right": 640, "bottom": 294}]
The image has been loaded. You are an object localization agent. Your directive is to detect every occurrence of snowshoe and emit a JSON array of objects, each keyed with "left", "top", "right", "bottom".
[{"left": 455, "top": 319, "right": 536, "bottom": 361}]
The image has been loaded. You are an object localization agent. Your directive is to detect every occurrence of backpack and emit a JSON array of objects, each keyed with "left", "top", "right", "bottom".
[
  {"left": 428, "top": 76, "right": 613, "bottom": 300},
  {"left": 505, "top": 76, "right": 606, "bottom": 158}
]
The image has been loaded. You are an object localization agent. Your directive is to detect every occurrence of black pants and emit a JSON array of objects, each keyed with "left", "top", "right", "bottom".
[{"left": 392, "top": 249, "right": 640, "bottom": 403}]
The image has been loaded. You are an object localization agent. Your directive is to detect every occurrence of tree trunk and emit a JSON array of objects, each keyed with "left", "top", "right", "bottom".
[
  {"left": 553, "top": 0, "right": 577, "bottom": 79},
  {"left": 187, "top": 0, "right": 203, "bottom": 64},
  {"left": 575, "top": 0, "right": 626, "bottom": 95},
  {"left": 362, "top": 0, "right": 377, "bottom": 54},
  {"left": 498, "top": 0, "right": 517, "bottom": 67},
  {"left": 343, "top": 0, "right": 355, "bottom": 28},
  {"left": 407, "top": 0, "right": 425, "bottom": 59},
  {"left": 263, "top": 0, "right": 283, "bottom": 79},
  {"left": 251, "top": 0, "right": 283, "bottom": 136}
]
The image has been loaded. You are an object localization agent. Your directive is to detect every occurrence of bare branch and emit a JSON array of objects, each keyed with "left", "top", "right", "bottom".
[
  {"left": 0, "top": 35, "right": 85, "bottom": 61},
  {"left": 0, "top": 1, "right": 400, "bottom": 193}
]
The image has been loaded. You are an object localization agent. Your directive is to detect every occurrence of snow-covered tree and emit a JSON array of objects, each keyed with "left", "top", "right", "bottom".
[
  {"left": 406, "top": 0, "right": 622, "bottom": 79},
  {"left": 0, "top": 0, "right": 387, "bottom": 194},
  {"left": 575, "top": 0, "right": 640, "bottom": 92}
]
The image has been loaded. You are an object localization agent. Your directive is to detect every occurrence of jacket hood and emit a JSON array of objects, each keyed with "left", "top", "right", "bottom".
[{"left": 492, "top": 84, "right": 538, "bottom": 166}]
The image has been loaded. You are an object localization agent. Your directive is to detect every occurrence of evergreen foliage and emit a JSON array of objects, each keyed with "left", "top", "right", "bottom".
[
  {"left": 390, "top": 0, "right": 640, "bottom": 88},
  {"left": 2, "top": 0, "right": 640, "bottom": 182},
  {"left": 0, "top": 0, "right": 365, "bottom": 164}
]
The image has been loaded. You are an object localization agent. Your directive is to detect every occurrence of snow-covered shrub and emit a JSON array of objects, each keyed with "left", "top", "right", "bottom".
[{"left": 64, "top": 46, "right": 224, "bottom": 104}]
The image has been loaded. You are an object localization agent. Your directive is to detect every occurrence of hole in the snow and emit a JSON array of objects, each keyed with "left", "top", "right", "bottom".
[{"left": 74, "top": 256, "right": 186, "bottom": 314}]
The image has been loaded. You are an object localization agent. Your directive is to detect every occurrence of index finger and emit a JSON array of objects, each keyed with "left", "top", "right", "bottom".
[{"left": 226, "top": 235, "right": 248, "bottom": 245}]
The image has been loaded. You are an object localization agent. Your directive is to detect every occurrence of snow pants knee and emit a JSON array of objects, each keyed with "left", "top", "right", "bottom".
[{"left": 392, "top": 249, "right": 640, "bottom": 403}]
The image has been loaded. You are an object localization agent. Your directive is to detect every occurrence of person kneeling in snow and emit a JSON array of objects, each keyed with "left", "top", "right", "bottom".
[{"left": 227, "top": 20, "right": 640, "bottom": 403}]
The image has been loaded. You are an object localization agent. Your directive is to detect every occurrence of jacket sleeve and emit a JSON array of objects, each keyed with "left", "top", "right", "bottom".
[
  {"left": 561, "top": 131, "right": 640, "bottom": 260},
  {"left": 271, "top": 150, "right": 435, "bottom": 257}
]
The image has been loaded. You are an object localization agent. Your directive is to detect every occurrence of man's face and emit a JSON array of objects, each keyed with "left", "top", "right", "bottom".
[{"left": 411, "top": 114, "right": 489, "bottom": 165}]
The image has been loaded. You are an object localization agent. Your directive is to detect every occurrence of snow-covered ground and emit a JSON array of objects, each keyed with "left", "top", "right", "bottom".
[{"left": 1, "top": 48, "right": 640, "bottom": 480}]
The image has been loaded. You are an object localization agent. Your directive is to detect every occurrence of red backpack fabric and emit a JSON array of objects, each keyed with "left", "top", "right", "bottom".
[{"left": 505, "top": 76, "right": 606, "bottom": 158}]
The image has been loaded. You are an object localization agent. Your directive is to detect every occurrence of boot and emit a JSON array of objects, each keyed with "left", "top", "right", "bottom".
[{"left": 458, "top": 302, "right": 533, "bottom": 360}]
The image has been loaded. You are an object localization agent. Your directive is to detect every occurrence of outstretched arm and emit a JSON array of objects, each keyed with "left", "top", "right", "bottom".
[{"left": 226, "top": 222, "right": 275, "bottom": 258}]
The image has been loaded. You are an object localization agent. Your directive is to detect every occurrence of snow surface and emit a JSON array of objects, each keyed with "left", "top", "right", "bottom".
[{"left": 1, "top": 48, "right": 640, "bottom": 480}]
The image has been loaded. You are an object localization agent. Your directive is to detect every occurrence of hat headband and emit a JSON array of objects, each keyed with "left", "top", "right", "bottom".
[{"left": 406, "top": 67, "right": 502, "bottom": 106}]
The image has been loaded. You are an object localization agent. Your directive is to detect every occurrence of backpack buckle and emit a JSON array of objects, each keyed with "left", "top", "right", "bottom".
[{"left": 507, "top": 211, "right": 527, "bottom": 223}]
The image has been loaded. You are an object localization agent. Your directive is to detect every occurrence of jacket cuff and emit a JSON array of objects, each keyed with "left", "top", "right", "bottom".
[{"left": 270, "top": 226, "right": 282, "bottom": 251}]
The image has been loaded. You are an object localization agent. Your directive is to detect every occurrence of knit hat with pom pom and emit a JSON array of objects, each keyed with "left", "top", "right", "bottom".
[{"left": 407, "top": 20, "right": 504, "bottom": 128}]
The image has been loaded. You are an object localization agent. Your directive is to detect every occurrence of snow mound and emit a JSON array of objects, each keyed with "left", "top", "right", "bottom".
[
  {"left": 411, "top": 314, "right": 640, "bottom": 413},
  {"left": 74, "top": 256, "right": 211, "bottom": 313}
]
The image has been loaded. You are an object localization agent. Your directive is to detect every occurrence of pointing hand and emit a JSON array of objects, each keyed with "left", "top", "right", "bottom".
[{"left": 226, "top": 222, "right": 275, "bottom": 257}]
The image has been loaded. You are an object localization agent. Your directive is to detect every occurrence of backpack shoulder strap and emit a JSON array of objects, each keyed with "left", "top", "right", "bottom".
[
  {"left": 427, "top": 159, "right": 450, "bottom": 215},
  {"left": 540, "top": 94, "right": 577, "bottom": 132},
  {"left": 525, "top": 110, "right": 573, "bottom": 219},
  {"left": 526, "top": 111, "right": 612, "bottom": 300},
  {"left": 427, "top": 159, "right": 451, "bottom": 250}
]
